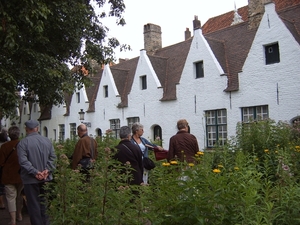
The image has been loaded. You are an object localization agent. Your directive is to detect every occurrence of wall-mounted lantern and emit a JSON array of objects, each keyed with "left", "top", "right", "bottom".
[{"left": 78, "top": 109, "right": 85, "bottom": 122}]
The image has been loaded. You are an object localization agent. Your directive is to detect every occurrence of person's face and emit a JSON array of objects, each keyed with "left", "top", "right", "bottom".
[
  {"left": 136, "top": 127, "right": 144, "bottom": 137},
  {"left": 77, "top": 129, "right": 85, "bottom": 138}
]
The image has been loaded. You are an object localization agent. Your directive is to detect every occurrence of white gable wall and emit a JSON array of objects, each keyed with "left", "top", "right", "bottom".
[
  {"left": 92, "top": 65, "right": 122, "bottom": 135},
  {"left": 177, "top": 28, "right": 229, "bottom": 149},
  {"left": 126, "top": 50, "right": 165, "bottom": 142},
  {"left": 236, "top": 2, "right": 300, "bottom": 125}
]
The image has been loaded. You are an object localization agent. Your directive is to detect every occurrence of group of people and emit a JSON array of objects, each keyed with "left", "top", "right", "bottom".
[
  {"left": 97, "top": 119, "right": 199, "bottom": 185},
  {"left": 0, "top": 120, "right": 56, "bottom": 225},
  {"left": 72, "top": 119, "right": 199, "bottom": 186},
  {"left": 0, "top": 118, "right": 199, "bottom": 224}
]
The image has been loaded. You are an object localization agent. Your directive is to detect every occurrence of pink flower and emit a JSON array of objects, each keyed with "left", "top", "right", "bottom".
[{"left": 282, "top": 164, "right": 290, "bottom": 171}]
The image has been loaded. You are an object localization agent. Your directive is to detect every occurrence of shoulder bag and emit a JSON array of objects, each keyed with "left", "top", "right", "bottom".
[{"left": 132, "top": 138, "right": 156, "bottom": 170}]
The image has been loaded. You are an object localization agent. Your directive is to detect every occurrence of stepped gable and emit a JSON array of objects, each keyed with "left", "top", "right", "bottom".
[
  {"left": 152, "top": 38, "right": 193, "bottom": 101},
  {"left": 110, "top": 57, "right": 139, "bottom": 108},
  {"left": 205, "top": 22, "right": 257, "bottom": 91}
]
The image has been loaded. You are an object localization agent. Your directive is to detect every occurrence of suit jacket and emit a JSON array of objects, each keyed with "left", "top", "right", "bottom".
[{"left": 115, "top": 139, "right": 143, "bottom": 185}]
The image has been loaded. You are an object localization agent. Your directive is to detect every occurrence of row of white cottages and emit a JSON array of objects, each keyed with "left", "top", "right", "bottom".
[{"left": 3, "top": 0, "right": 300, "bottom": 150}]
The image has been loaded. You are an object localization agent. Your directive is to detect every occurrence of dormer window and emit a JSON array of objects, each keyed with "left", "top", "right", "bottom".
[{"left": 265, "top": 43, "right": 280, "bottom": 65}]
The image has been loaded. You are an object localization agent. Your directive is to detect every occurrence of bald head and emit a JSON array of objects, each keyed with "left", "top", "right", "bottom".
[{"left": 77, "top": 124, "right": 88, "bottom": 138}]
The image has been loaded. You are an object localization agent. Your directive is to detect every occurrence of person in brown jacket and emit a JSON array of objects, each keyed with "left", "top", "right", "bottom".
[
  {"left": 0, "top": 126, "right": 23, "bottom": 225},
  {"left": 167, "top": 119, "right": 200, "bottom": 163},
  {"left": 71, "top": 124, "right": 98, "bottom": 170},
  {"left": 0, "top": 131, "right": 8, "bottom": 210}
]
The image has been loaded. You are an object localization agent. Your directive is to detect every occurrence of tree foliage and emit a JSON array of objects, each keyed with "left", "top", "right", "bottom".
[{"left": 0, "top": 0, "right": 129, "bottom": 117}]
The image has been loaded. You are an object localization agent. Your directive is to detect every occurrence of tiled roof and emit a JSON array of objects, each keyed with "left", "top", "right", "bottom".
[
  {"left": 279, "top": 4, "right": 300, "bottom": 45},
  {"left": 152, "top": 38, "right": 193, "bottom": 101},
  {"left": 86, "top": 63, "right": 103, "bottom": 112},
  {"left": 110, "top": 57, "right": 139, "bottom": 107},
  {"left": 39, "top": 105, "right": 52, "bottom": 120},
  {"left": 202, "top": 6, "right": 249, "bottom": 34},
  {"left": 205, "top": 22, "right": 257, "bottom": 91},
  {"left": 274, "top": 0, "right": 300, "bottom": 10},
  {"left": 202, "top": 0, "right": 300, "bottom": 35}
]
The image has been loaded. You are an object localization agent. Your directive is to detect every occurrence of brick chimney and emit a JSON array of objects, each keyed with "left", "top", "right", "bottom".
[
  {"left": 185, "top": 28, "right": 191, "bottom": 40},
  {"left": 193, "top": 15, "right": 201, "bottom": 30},
  {"left": 248, "top": 0, "right": 266, "bottom": 30},
  {"left": 143, "top": 23, "right": 162, "bottom": 53}
]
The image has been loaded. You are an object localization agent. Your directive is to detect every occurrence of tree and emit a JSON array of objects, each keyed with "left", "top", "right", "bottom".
[{"left": 0, "top": 0, "right": 130, "bottom": 118}]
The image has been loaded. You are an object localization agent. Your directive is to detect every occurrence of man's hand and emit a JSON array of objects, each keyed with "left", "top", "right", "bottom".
[
  {"left": 35, "top": 171, "right": 44, "bottom": 180},
  {"left": 35, "top": 169, "right": 49, "bottom": 180}
]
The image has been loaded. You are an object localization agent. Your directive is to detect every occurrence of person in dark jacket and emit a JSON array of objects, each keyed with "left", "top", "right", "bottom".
[
  {"left": 168, "top": 119, "right": 199, "bottom": 163},
  {"left": 115, "top": 126, "right": 143, "bottom": 185},
  {"left": 0, "top": 126, "right": 23, "bottom": 225}
]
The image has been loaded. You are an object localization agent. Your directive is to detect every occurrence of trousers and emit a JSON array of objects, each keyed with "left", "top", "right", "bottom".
[
  {"left": 24, "top": 183, "right": 49, "bottom": 225},
  {"left": 5, "top": 183, "right": 23, "bottom": 212}
]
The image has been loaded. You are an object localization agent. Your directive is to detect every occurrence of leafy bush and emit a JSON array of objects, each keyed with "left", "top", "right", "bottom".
[{"left": 46, "top": 120, "right": 300, "bottom": 224}]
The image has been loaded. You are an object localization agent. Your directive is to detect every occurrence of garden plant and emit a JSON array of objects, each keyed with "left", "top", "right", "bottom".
[{"left": 46, "top": 119, "right": 300, "bottom": 225}]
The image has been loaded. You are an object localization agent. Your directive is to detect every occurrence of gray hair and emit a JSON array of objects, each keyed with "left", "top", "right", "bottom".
[
  {"left": 8, "top": 126, "right": 20, "bottom": 140},
  {"left": 119, "top": 126, "right": 131, "bottom": 139},
  {"left": 131, "top": 122, "right": 144, "bottom": 134}
]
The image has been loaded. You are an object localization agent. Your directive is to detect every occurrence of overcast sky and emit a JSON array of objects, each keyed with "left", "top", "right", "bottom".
[{"left": 101, "top": 0, "right": 249, "bottom": 62}]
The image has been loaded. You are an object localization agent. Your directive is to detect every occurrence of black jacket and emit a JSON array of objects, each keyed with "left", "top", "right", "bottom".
[{"left": 115, "top": 139, "right": 143, "bottom": 185}]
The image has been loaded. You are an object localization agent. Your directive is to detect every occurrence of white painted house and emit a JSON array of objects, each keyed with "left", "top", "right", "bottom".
[{"left": 7, "top": 0, "right": 300, "bottom": 150}]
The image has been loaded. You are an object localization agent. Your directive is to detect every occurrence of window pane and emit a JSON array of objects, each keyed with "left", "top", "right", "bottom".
[
  {"left": 206, "top": 111, "right": 215, "bottom": 125},
  {"left": 256, "top": 105, "right": 268, "bottom": 121},
  {"left": 59, "top": 124, "right": 65, "bottom": 142},
  {"left": 110, "top": 119, "right": 120, "bottom": 138},
  {"left": 207, "top": 126, "right": 216, "bottom": 147},
  {"left": 218, "top": 125, "right": 227, "bottom": 145},
  {"left": 70, "top": 123, "right": 76, "bottom": 139},
  {"left": 127, "top": 117, "right": 140, "bottom": 128},
  {"left": 243, "top": 107, "right": 254, "bottom": 122},
  {"left": 218, "top": 109, "right": 227, "bottom": 124}
]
